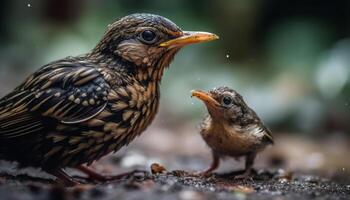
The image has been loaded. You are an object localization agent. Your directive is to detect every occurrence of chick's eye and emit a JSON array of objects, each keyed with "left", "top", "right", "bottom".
[
  {"left": 222, "top": 96, "right": 232, "bottom": 105},
  {"left": 140, "top": 30, "right": 157, "bottom": 43}
]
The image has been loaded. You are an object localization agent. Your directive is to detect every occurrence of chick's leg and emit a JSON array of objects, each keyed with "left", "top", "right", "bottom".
[
  {"left": 244, "top": 152, "right": 257, "bottom": 174},
  {"left": 235, "top": 152, "right": 256, "bottom": 179},
  {"left": 201, "top": 152, "right": 220, "bottom": 176}
]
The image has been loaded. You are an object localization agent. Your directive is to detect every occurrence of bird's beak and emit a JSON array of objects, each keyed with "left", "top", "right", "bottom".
[
  {"left": 191, "top": 90, "right": 220, "bottom": 108},
  {"left": 160, "top": 31, "right": 219, "bottom": 47}
]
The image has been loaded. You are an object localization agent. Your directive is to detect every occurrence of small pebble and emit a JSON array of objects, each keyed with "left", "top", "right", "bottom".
[
  {"left": 151, "top": 163, "right": 167, "bottom": 174},
  {"left": 232, "top": 185, "right": 256, "bottom": 193}
]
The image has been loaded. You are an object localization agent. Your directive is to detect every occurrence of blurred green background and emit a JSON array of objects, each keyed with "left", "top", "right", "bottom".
[{"left": 0, "top": 0, "right": 349, "bottom": 139}]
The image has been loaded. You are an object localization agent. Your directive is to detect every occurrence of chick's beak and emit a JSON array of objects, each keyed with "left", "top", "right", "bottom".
[
  {"left": 191, "top": 90, "right": 220, "bottom": 108},
  {"left": 160, "top": 31, "right": 219, "bottom": 47}
]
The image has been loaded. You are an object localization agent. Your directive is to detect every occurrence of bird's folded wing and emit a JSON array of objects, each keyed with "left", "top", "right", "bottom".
[
  {"left": 0, "top": 60, "right": 110, "bottom": 139},
  {"left": 262, "top": 126, "right": 274, "bottom": 145}
]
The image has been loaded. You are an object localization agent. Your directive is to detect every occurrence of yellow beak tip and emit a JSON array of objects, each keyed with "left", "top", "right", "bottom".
[
  {"left": 160, "top": 31, "right": 219, "bottom": 47},
  {"left": 190, "top": 90, "right": 197, "bottom": 97},
  {"left": 212, "top": 34, "right": 220, "bottom": 40}
]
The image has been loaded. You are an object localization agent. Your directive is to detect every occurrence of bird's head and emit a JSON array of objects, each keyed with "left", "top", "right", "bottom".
[
  {"left": 92, "top": 13, "right": 218, "bottom": 77},
  {"left": 192, "top": 87, "right": 250, "bottom": 123}
]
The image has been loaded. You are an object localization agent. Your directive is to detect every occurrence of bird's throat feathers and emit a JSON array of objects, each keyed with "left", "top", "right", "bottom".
[
  {"left": 90, "top": 47, "right": 179, "bottom": 83},
  {"left": 134, "top": 47, "right": 179, "bottom": 83}
]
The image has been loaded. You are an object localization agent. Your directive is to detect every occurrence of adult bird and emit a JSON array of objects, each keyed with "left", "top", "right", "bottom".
[
  {"left": 0, "top": 13, "right": 218, "bottom": 186},
  {"left": 192, "top": 87, "right": 273, "bottom": 178}
]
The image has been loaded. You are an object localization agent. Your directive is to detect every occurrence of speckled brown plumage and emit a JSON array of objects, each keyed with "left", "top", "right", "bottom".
[
  {"left": 192, "top": 87, "right": 273, "bottom": 178},
  {"left": 0, "top": 13, "right": 218, "bottom": 186}
]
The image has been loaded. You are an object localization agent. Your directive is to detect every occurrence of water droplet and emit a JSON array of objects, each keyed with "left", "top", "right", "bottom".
[
  {"left": 27, "top": 3, "right": 31, "bottom": 7},
  {"left": 226, "top": 54, "right": 230, "bottom": 58}
]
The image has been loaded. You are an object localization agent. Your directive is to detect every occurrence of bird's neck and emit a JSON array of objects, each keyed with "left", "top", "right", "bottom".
[
  {"left": 132, "top": 48, "right": 179, "bottom": 83},
  {"left": 88, "top": 48, "right": 179, "bottom": 84}
]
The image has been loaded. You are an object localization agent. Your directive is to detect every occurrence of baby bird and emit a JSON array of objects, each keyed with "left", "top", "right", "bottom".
[{"left": 191, "top": 87, "right": 273, "bottom": 178}]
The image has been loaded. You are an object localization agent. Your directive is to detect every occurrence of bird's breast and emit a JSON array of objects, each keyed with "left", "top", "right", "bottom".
[
  {"left": 201, "top": 120, "right": 265, "bottom": 157},
  {"left": 91, "top": 79, "right": 160, "bottom": 152}
]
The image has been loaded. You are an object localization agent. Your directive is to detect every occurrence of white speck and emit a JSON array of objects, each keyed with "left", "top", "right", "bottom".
[
  {"left": 191, "top": 102, "right": 194, "bottom": 105},
  {"left": 27, "top": 3, "right": 31, "bottom": 7},
  {"left": 277, "top": 168, "right": 285, "bottom": 175},
  {"left": 342, "top": 167, "right": 346, "bottom": 171},
  {"left": 121, "top": 152, "right": 147, "bottom": 168},
  {"left": 226, "top": 54, "right": 230, "bottom": 58}
]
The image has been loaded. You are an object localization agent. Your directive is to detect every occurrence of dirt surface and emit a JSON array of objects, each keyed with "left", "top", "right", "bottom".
[
  {"left": 0, "top": 162, "right": 349, "bottom": 200},
  {"left": 1, "top": 131, "right": 349, "bottom": 200}
]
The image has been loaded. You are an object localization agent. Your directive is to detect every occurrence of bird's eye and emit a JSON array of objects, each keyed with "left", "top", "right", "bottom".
[
  {"left": 140, "top": 30, "right": 157, "bottom": 43},
  {"left": 222, "top": 96, "right": 232, "bottom": 106}
]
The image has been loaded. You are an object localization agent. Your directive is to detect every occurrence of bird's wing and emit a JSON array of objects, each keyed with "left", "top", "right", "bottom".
[
  {"left": 0, "top": 60, "right": 110, "bottom": 139},
  {"left": 261, "top": 126, "right": 274, "bottom": 145},
  {"left": 248, "top": 110, "right": 274, "bottom": 145}
]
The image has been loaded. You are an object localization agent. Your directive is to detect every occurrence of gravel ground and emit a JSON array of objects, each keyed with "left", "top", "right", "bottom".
[
  {"left": 0, "top": 161, "right": 349, "bottom": 200},
  {"left": 1, "top": 131, "right": 349, "bottom": 200}
]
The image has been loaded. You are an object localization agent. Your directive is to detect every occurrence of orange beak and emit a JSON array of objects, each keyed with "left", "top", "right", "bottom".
[
  {"left": 191, "top": 90, "right": 220, "bottom": 109},
  {"left": 160, "top": 31, "right": 219, "bottom": 47}
]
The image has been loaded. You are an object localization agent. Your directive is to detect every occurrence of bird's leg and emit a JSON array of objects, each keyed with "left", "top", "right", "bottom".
[
  {"left": 244, "top": 152, "right": 257, "bottom": 175},
  {"left": 47, "top": 168, "right": 81, "bottom": 187},
  {"left": 76, "top": 165, "right": 146, "bottom": 182},
  {"left": 234, "top": 152, "right": 256, "bottom": 179},
  {"left": 76, "top": 165, "right": 108, "bottom": 182},
  {"left": 200, "top": 152, "right": 220, "bottom": 176}
]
